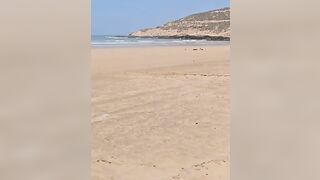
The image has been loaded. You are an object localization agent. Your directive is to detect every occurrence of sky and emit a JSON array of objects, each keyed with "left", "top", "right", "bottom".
[{"left": 92, "top": 0, "right": 230, "bottom": 36}]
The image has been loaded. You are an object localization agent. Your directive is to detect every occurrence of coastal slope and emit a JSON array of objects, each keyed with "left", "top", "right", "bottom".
[{"left": 130, "top": 7, "right": 230, "bottom": 40}]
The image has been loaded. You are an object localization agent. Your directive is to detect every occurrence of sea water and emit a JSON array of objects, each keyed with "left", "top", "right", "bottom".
[{"left": 91, "top": 35, "right": 229, "bottom": 48}]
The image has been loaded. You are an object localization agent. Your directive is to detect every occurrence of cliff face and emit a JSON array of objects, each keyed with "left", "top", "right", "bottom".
[{"left": 130, "top": 7, "right": 230, "bottom": 38}]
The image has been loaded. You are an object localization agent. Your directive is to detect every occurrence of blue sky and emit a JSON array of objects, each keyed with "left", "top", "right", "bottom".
[{"left": 92, "top": 0, "right": 230, "bottom": 35}]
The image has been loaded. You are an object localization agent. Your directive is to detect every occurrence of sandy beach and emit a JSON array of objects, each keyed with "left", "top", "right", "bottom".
[{"left": 91, "top": 45, "right": 230, "bottom": 180}]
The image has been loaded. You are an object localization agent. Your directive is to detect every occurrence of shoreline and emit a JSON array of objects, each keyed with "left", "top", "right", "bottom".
[{"left": 91, "top": 41, "right": 230, "bottom": 49}]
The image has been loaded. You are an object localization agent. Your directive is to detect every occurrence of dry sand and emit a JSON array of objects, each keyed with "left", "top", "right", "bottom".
[{"left": 91, "top": 45, "right": 230, "bottom": 180}]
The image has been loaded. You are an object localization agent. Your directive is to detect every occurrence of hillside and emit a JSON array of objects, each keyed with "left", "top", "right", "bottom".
[{"left": 130, "top": 7, "right": 230, "bottom": 40}]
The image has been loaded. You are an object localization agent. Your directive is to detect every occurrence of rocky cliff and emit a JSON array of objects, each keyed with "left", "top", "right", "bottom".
[{"left": 130, "top": 7, "right": 230, "bottom": 40}]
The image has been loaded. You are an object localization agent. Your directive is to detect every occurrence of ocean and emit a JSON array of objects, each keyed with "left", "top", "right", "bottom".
[{"left": 91, "top": 35, "right": 229, "bottom": 48}]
